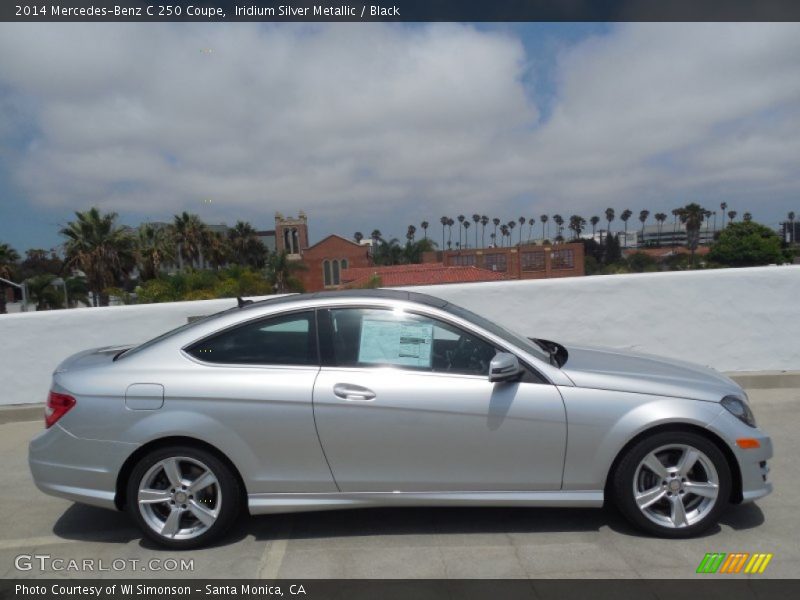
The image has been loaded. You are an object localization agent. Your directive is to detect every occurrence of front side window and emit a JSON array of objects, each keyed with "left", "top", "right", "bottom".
[
  {"left": 321, "top": 308, "right": 498, "bottom": 376},
  {"left": 185, "top": 311, "right": 317, "bottom": 366}
]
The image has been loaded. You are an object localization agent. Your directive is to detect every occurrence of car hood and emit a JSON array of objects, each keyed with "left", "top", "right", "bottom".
[{"left": 560, "top": 344, "right": 743, "bottom": 402}]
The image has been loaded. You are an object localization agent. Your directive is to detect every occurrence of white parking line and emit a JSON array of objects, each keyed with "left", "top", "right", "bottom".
[
  {"left": 257, "top": 520, "right": 293, "bottom": 579},
  {"left": 0, "top": 536, "right": 78, "bottom": 550}
]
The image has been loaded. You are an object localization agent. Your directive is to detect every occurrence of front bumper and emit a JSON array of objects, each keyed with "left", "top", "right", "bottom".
[
  {"left": 707, "top": 409, "right": 773, "bottom": 504},
  {"left": 28, "top": 424, "right": 137, "bottom": 510}
]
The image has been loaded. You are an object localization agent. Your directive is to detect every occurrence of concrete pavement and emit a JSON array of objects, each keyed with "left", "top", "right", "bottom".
[{"left": 1, "top": 387, "right": 797, "bottom": 579}]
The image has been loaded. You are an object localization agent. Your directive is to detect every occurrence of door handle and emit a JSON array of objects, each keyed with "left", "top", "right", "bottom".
[{"left": 333, "top": 383, "right": 376, "bottom": 402}]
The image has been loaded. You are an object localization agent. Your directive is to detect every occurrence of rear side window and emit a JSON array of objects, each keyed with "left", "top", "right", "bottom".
[{"left": 185, "top": 311, "right": 317, "bottom": 366}]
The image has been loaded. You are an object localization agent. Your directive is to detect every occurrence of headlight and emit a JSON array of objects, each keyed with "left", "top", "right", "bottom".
[{"left": 721, "top": 395, "right": 756, "bottom": 428}]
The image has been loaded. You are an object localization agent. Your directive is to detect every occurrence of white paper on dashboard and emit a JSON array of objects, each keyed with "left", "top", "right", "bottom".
[{"left": 358, "top": 317, "right": 433, "bottom": 367}]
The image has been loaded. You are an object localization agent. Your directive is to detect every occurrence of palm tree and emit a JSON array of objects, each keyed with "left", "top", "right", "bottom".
[
  {"left": 462, "top": 221, "right": 471, "bottom": 248},
  {"left": 540, "top": 215, "right": 549, "bottom": 241},
  {"left": 267, "top": 250, "right": 306, "bottom": 293},
  {"left": 439, "top": 217, "right": 448, "bottom": 250},
  {"left": 0, "top": 242, "right": 20, "bottom": 314},
  {"left": 728, "top": 210, "right": 737, "bottom": 223},
  {"left": 228, "top": 221, "right": 266, "bottom": 269},
  {"left": 507, "top": 220, "right": 516, "bottom": 246},
  {"left": 527, "top": 218, "right": 536, "bottom": 244},
  {"left": 370, "top": 229, "right": 382, "bottom": 245},
  {"left": 472, "top": 214, "right": 480, "bottom": 248},
  {"left": 135, "top": 224, "right": 174, "bottom": 281},
  {"left": 589, "top": 216, "right": 600, "bottom": 240},
  {"left": 354, "top": 231, "right": 364, "bottom": 244},
  {"left": 620, "top": 209, "right": 633, "bottom": 248},
  {"left": 480, "top": 215, "right": 489, "bottom": 248},
  {"left": 65, "top": 275, "right": 90, "bottom": 308},
  {"left": 743, "top": 212, "right": 753, "bottom": 222},
  {"left": 552, "top": 215, "right": 564, "bottom": 242},
  {"left": 447, "top": 218, "right": 455, "bottom": 249},
  {"left": 671, "top": 208, "right": 680, "bottom": 250},
  {"left": 720, "top": 202, "right": 728, "bottom": 228},
  {"left": 788, "top": 211, "right": 796, "bottom": 244},
  {"left": 569, "top": 215, "right": 586, "bottom": 240},
  {"left": 60, "top": 207, "right": 134, "bottom": 307},
  {"left": 676, "top": 203, "right": 707, "bottom": 268},
  {"left": 406, "top": 238, "right": 437, "bottom": 264},
  {"left": 26, "top": 274, "right": 63, "bottom": 311},
  {"left": 406, "top": 224, "right": 416, "bottom": 243},
  {"left": 489, "top": 232, "right": 497, "bottom": 247},
  {"left": 654, "top": 213, "right": 667, "bottom": 247},
  {"left": 492, "top": 217, "right": 500, "bottom": 243},
  {"left": 456, "top": 215, "right": 465, "bottom": 249},
  {"left": 516, "top": 217, "right": 525, "bottom": 245},
  {"left": 500, "top": 224, "right": 510, "bottom": 247},
  {"left": 420, "top": 221, "right": 429, "bottom": 241},
  {"left": 205, "top": 231, "right": 230, "bottom": 269},
  {"left": 638, "top": 210, "right": 650, "bottom": 245},
  {"left": 171, "top": 212, "right": 208, "bottom": 270},
  {"left": 605, "top": 208, "right": 616, "bottom": 243}
]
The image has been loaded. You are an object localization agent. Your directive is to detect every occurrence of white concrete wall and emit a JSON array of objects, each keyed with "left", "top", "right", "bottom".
[{"left": 0, "top": 266, "right": 798, "bottom": 406}]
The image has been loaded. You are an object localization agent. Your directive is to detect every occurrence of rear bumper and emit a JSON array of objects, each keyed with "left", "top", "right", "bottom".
[{"left": 28, "top": 424, "right": 136, "bottom": 511}]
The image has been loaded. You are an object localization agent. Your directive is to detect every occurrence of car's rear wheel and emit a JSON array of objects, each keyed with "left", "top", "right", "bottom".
[
  {"left": 127, "top": 446, "right": 241, "bottom": 549},
  {"left": 612, "top": 431, "right": 731, "bottom": 538}
]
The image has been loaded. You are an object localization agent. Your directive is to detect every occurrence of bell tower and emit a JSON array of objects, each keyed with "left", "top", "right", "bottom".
[{"left": 274, "top": 211, "right": 309, "bottom": 258}]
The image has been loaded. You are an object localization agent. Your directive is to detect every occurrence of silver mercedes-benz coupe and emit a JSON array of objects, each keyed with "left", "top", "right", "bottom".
[{"left": 29, "top": 289, "right": 772, "bottom": 548}]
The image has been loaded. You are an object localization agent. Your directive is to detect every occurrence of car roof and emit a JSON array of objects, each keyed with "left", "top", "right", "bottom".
[{"left": 239, "top": 288, "right": 450, "bottom": 312}]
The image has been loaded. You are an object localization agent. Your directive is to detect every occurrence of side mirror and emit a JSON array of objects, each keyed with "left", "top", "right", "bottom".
[{"left": 489, "top": 352, "right": 522, "bottom": 383}]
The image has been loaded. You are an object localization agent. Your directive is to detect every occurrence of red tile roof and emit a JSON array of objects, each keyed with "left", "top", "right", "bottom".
[{"left": 341, "top": 263, "right": 508, "bottom": 288}]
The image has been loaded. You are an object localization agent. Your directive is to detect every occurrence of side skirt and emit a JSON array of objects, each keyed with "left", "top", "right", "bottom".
[{"left": 248, "top": 490, "right": 604, "bottom": 515}]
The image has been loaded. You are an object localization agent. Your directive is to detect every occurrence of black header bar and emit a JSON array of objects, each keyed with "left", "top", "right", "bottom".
[{"left": 3, "top": 1, "right": 800, "bottom": 23}]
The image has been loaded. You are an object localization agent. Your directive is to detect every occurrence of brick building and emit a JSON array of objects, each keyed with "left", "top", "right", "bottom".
[
  {"left": 340, "top": 263, "right": 508, "bottom": 289},
  {"left": 296, "top": 234, "right": 373, "bottom": 291},
  {"left": 276, "top": 213, "right": 583, "bottom": 292},
  {"left": 273, "top": 213, "right": 372, "bottom": 292},
  {"left": 422, "top": 242, "right": 585, "bottom": 280}
]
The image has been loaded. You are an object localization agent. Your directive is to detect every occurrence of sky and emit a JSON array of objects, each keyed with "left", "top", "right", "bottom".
[{"left": 0, "top": 21, "right": 799, "bottom": 252}]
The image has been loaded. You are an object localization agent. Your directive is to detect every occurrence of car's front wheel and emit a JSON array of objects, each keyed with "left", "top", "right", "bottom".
[
  {"left": 612, "top": 431, "right": 731, "bottom": 538},
  {"left": 126, "top": 445, "right": 241, "bottom": 549}
]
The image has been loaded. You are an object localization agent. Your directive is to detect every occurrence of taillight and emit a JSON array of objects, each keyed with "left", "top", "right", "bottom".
[{"left": 45, "top": 391, "right": 76, "bottom": 428}]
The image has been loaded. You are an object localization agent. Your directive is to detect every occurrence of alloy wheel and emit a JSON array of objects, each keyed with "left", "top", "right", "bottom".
[
  {"left": 137, "top": 456, "right": 221, "bottom": 540},
  {"left": 632, "top": 443, "right": 720, "bottom": 529}
]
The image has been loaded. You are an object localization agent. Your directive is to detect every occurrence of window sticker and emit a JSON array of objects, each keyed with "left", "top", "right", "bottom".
[{"left": 358, "top": 317, "right": 433, "bottom": 367}]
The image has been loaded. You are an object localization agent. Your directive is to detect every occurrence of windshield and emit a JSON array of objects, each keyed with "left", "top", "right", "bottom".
[{"left": 442, "top": 302, "right": 553, "bottom": 364}]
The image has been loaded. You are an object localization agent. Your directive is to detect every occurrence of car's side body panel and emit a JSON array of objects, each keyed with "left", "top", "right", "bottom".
[{"left": 313, "top": 367, "right": 567, "bottom": 492}]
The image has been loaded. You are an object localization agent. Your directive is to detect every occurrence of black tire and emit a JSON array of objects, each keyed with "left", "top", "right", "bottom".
[
  {"left": 126, "top": 445, "right": 241, "bottom": 549},
  {"left": 611, "top": 431, "right": 731, "bottom": 538}
]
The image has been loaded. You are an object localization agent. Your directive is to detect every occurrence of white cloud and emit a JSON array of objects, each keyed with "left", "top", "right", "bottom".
[{"left": 0, "top": 22, "right": 798, "bottom": 238}]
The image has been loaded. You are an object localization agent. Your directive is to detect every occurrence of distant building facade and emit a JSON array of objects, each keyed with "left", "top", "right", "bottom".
[
  {"left": 339, "top": 263, "right": 508, "bottom": 289},
  {"left": 421, "top": 242, "right": 585, "bottom": 280}
]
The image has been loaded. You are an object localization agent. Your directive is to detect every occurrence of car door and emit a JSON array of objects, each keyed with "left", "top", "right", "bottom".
[
  {"left": 312, "top": 306, "right": 567, "bottom": 492},
  {"left": 179, "top": 310, "right": 336, "bottom": 494}
]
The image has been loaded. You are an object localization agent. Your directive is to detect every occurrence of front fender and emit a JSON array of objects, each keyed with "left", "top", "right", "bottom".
[{"left": 558, "top": 386, "right": 725, "bottom": 490}]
